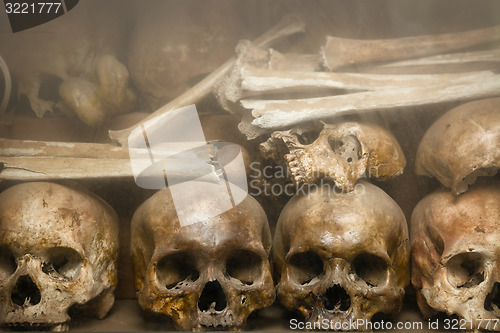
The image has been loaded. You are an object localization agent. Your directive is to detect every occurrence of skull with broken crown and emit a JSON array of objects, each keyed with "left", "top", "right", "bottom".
[
  {"left": 411, "top": 182, "right": 500, "bottom": 330},
  {"left": 272, "top": 181, "right": 410, "bottom": 329}
]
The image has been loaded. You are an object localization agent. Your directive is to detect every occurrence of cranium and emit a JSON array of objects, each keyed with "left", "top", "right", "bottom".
[
  {"left": 273, "top": 181, "right": 410, "bottom": 329},
  {"left": 411, "top": 181, "right": 500, "bottom": 330},
  {"left": 131, "top": 181, "right": 275, "bottom": 330},
  {"left": 0, "top": 182, "right": 119, "bottom": 331},
  {"left": 128, "top": 0, "right": 258, "bottom": 110},
  {"left": 267, "top": 122, "right": 405, "bottom": 191},
  {"left": 416, "top": 97, "right": 500, "bottom": 195}
]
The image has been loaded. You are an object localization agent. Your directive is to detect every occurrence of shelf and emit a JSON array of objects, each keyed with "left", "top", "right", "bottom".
[{"left": 68, "top": 299, "right": 435, "bottom": 332}]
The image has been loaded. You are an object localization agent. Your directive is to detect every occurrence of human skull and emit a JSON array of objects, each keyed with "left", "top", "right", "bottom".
[
  {"left": 269, "top": 122, "right": 406, "bottom": 191},
  {"left": 411, "top": 182, "right": 500, "bottom": 330},
  {"left": 0, "top": 182, "right": 119, "bottom": 331},
  {"left": 273, "top": 181, "right": 410, "bottom": 329},
  {"left": 130, "top": 181, "right": 275, "bottom": 331},
  {"left": 128, "top": 0, "right": 262, "bottom": 110},
  {"left": 416, "top": 97, "right": 500, "bottom": 195}
]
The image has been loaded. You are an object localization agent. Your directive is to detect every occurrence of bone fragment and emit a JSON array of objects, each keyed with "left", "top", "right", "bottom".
[
  {"left": 215, "top": 46, "right": 322, "bottom": 112},
  {"left": 214, "top": 45, "right": 322, "bottom": 115},
  {"left": 262, "top": 122, "right": 405, "bottom": 191},
  {"left": 109, "top": 14, "right": 306, "bottom": 146},
  {"left": 321, "top": 25, "right": 500, "bottom": 70},
  {"left": 267, "top": 50, "right": 321, "bottom": 72},
  {"left": 237, "top": 111, "right": 269, "bottom": 141},
  {"left": 241, "top": 72, "right": 500, "bottom": 130}
]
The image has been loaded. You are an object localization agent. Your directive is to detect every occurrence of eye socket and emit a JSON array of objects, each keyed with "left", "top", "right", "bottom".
[
  {"left": 42, "top": 247, "right": 83, "bottom": 281},
  {"left": 226, "top": 249, "right": 262, "bottom": 285},
  {"left": 296, "top": 131, "right": 320, "bottom": 145},
  {"left": 156, "top": 251, "right": 199, "bottom": 290},
  {"left": 0, "top": 246, "right": 17, "bottom": 279},
  {"left": 353, "top": 253, "right": 388, "bottom": 287},
  {"left": 446, "top": 252, "right": 485, "bottom": 288},
  {"left": 288, "top": 251, "right": 323, "bottom": 285}
]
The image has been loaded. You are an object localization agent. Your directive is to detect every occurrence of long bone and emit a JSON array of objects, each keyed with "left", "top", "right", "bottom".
[
  {"left": 0, "top": 138, "right": 223, "bottom": 183},
  {"left": 108, "top": 14, "right": 305, "bottom": 146},
  {"left": 321, "top": 25, "right": 500, "bottom": 70},
  {"left": 242, "top": 71, "right": 500, "bottom": 130},
  {"left": 240, "top": 67, "right": 495, "bottom": 95},
  {"left": 242, "top": 47, "right": 500, "bottom": 76},
  {"left": 218, "top": 43, "right": 500, "bottom": 104},
  {"left": 363, "top": 47, "right": 500, "bottom": 74},
  {"left": 216, "top": 36, "right": 500, "bottom": 139}
]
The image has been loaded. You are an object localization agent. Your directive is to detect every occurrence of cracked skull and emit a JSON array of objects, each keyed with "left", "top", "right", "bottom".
[
  {"left": 130, "top": 181, "right": 275, "bottom": 330},
  {"left": 0, "top": 182, "right": 119, "bottom": 331},
  {"left": 272, "top": 181, "right": 409, "bottom": 329},
  {"left": 416, "top": 97, "right": 500, "bottom": 195},
  {"left": 269, "top": 122, "right": 405, "bottom": 191},
  {"left": 411, "top": 182, "right": 500, "bottom": 330}
]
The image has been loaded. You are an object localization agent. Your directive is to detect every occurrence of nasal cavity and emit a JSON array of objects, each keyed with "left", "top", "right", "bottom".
[
  {"left": 11, "top": 275, "right": 41, "bottom": 306},
  {"left": 484, "top": 282, "right": 500, "bottom": 311},
  {"left": 323, "top": 284, "right": 351, "bottom": 311},
  {"left": 328, "top": 135, "right": 361, "bottom": 164},
  {"left": 198, "top": 281, "right": 227, "bottom": 312}
]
